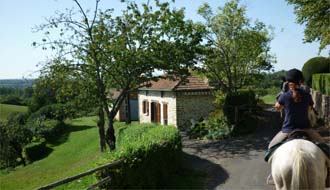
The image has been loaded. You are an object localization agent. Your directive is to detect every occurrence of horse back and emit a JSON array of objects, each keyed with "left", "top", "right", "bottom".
[{"left": 271, "top": 139, "right": 328, "bottom": 190}]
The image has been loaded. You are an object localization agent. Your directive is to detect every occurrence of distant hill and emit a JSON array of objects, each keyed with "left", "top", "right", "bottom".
[{"left": 0, "top": 79, "right": 35, "bottom": 88}]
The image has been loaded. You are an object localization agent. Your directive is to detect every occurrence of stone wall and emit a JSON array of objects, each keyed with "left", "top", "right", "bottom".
[
  {"left": 311, "top": 89, "right": 330, "bottom": 126},
  {"left": 138, "top": 90, "right": 177, "bottom": 126},
  {"left": 176, "top": 91, "right": 215, "bottom": 129}
]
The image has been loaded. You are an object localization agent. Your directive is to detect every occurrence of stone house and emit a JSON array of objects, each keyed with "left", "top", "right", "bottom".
[{"left": 138, "top": 75, "right": 215, "bottom": 128}]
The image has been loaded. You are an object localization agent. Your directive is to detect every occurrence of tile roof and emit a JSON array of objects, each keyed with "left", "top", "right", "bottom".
[
  {"left": 175, "top": 75, "right": 214, "bottom": 91},
  {"left": 140, "top": 75, "right": 214, "bottom": 91}
]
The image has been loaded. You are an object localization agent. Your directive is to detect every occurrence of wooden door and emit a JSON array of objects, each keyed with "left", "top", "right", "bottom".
[
  {"left": 163, "top": 104, "right": 168, "bottom": 125},
  {"left": 151, "top": 102, "right": 160, "bottom": 123},
  {"left": 156, "top": 103, "right": 161, "bottom": 123}
]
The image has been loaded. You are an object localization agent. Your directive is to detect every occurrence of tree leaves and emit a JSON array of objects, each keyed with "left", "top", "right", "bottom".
[
  {"left": 34, "top": 0, "right": 204, "bottom": 151},
  {"left": 198, "top": 0, "right": 275, "bottom": 93},
  {"left": 286, "top": 0, "right": 330, "bottom": 52}
]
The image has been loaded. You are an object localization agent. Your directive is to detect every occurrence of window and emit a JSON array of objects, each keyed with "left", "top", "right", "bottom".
[{"left": 142, "top": 100, "right": 149, "bottom": 115}]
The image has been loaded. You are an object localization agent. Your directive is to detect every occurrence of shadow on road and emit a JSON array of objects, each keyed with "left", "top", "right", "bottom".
[
  {"left": 181, "top": 107, "right": 282, "bottom": 189},
  {"left": 181, "top": 152, "right": 229, "bottom": 189},
  {"left": 183, "top": 109, "right": 282, "bottom": 159}
]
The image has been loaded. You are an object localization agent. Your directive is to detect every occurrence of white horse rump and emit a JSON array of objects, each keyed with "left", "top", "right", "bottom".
[{"left": 269, "top": 139, "right": 329, "bottom": 190}]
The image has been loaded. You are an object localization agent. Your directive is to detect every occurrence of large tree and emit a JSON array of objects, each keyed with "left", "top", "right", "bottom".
[
  {"left": 286, "top": 0, "right": 330, "bottom": 52},
  {"left": 34, "top": 0, "right": 203, "bottom": 151},
  {"left": 29, "top": 61, "right": 96, "bottom": 117},
  {"left": 198, "top": 0, "right": 275, "bottom": 94}
]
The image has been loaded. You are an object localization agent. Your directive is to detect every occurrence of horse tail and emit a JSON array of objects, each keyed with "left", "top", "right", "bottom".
[{"left": 291, "top": 149, "right": 309, "bottom": 190}]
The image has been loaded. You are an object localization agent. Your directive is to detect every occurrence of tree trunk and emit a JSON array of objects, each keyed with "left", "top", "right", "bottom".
[
  {"left": 104, "top": 90, "right": 127, "bottom": 151},
  {"left": 97, "top": 107, "right": 106, "bottom": 152},
  {"left": 105, "top": 119, "right": 116, "bottom": 150},
  {"left": 125, "top": 93, "right": 131, "bottom": 124}
]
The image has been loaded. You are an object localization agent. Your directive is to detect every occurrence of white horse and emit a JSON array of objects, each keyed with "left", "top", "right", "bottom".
[{"left": 269, "top": 139, "right": 329, "bottom": 190}]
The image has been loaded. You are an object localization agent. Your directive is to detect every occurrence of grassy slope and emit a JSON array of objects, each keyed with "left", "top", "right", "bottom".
[
  {"left": 0, "top": 117, "right": 204, "bottom": 190},
  {"left": 0, "top": 117, "right": 101, "bottom": 190},
  {"left": 0, "top": 104, "right": 28, "bottom": 122}
]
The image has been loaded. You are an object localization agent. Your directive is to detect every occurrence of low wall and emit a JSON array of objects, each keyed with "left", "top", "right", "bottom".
[{"left": 311, "top": 89, "right": 330, "bottom": 126}]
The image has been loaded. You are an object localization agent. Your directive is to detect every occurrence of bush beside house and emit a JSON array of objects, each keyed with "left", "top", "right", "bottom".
[{"left": 188, "top": 90, "right": 260, "bottom": 140}]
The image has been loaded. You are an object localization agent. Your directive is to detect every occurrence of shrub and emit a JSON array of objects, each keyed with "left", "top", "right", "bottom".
[
  {"left": 25, "top": 118, "right": 65, "bottom": 141},
  {"left": 214, "top": 91, "right": 226, "bottom": 108},
  {"left": 223, "top": 90, "right": 257, "bottom": 124},
  {"left": 187, "top": 117, "right": 208, "bottom": 139},
  {"left": 23, "top": 138, "right": 47, "bottom": 163},
  {"left": 26, "top": 103, "right": 69, "bottom": 139},
  {"left": 38, "top": 119, "right": 65, "bottom": 141},
  {"left": 36, "top": 104, "right": 68, "bottom": 121},
  {"left": 223, "top": 90, "right": 259, "bottom": 135},
  {"left": 187, "top": 110, "right": 231, "bottom": 140},
  {"left": 302, "top": 56, "right": 330, "bottom": 86},
  {"left": 95, "top": 124, "right": 182, "bottom": 189},
  {"left": 0, "top": 113, "right": 32, "bottom": 168},
  {"left": 204, "top": 111, "right": 231, "bottom": 140},
  {"left": 190, "top": 90, "right": 259, "bottom": 140},
  {"left": 231, "top": 115, "right": 259, "bottom": 136},
  {"left": 0, "top": 122, "right": 19, "bottom": 169},
  {"left": 312, "top": 73, "right": 330, "bottom": 95}
]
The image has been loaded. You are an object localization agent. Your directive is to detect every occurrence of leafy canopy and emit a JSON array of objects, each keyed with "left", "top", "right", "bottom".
[
  {"left": 286, "top": 0, "right": 330, "bottom": 52},
  {"left": 33, "top": 0, "right": 204, "bottom": 151},
  {"left": 198, "top": 0, "right": 275, "bottom": 93}
]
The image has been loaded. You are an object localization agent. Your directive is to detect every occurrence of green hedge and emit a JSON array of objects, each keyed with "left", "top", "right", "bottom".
[
  {"left": 302, "top": 56, "right": 330, "bottom": 86},
  {"left": 312, "top": 73, "right": 330, "bottom": 95},
  {"left": 23, "top": 138, "right": 47, "bottom": 163},
  {"left": 95, "top": 123, "right": 182, "bottom": 189}
]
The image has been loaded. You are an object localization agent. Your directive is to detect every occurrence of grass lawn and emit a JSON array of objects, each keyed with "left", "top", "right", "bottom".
[
  {"left": 0, "top": 116, "right": 101, "bottom": 190},
  {"left": 0, "top": 117, "right": 205, "bottom": 190},
  {"left": 260, "top": 94, "right": 276, "bottom": 105},
  {"left": 0, "top": 103, "right": 28, "bottom": 122}
]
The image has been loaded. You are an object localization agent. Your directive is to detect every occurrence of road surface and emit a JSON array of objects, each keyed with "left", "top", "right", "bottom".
[{"left": 182, "top": 108, "right": 281, "bottom": 190}]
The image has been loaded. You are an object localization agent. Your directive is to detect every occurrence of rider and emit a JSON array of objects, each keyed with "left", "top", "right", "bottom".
[
  {"left": 266, "top": 68, "right": 327, "bottom": 185},
  {"left": 268, "top": 68, "right": 324, "bottom": 148}
]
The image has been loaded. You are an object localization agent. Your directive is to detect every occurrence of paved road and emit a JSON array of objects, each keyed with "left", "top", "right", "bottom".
[{"left": 182, "top": 108, "right": 281, "bottom": 190}]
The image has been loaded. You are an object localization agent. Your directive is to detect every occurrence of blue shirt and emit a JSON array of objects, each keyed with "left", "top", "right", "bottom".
[{"left": 277, "top": 89, "right": 313, "bottom": 133}]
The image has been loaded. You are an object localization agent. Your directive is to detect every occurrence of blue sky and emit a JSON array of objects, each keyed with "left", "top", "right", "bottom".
[{"left": 0, "top": 0, "right": 328, "bottom": 79}]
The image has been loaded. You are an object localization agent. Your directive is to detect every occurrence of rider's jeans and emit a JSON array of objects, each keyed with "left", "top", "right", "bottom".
[{"left": 268, "top": 129, "right": 324, "bottom": 149}]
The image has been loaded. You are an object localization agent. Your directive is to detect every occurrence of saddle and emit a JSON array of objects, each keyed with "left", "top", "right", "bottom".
[{"left": 265, "top": 130, "right": 330, "bottom": 162}]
